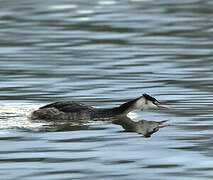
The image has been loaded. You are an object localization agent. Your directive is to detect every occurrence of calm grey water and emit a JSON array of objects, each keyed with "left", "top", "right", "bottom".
[{"left": 0, "top": 0, "right": 213, "bottom": 179}]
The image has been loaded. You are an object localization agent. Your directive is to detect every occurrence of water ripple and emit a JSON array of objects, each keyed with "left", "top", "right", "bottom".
[{"left": 0, "top": 0, "right": 213, "bottom": 179}]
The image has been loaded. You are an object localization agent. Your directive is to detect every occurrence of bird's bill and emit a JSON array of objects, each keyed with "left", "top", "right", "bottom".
[
  {"left": 158, "top": 120, "right": 170, "bottom": 128},
  {"left": 156, "top": 103, "right": 170, "bottom": 109},
  {"left": 158, "top": 120, "right": 168, "bottom": 124}
]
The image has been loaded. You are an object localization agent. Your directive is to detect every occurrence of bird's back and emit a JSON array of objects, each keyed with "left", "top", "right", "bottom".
[
  {"left": 29, "top": 101, "right": 96, "bottom": 120},
  {"left": 39, "top": 101, "right": 93, "bottom": 113}
]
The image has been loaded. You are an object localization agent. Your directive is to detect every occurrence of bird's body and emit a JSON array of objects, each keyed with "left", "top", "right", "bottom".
[{"left": 29, "top": 94, "right": 168, "bottom": 121}]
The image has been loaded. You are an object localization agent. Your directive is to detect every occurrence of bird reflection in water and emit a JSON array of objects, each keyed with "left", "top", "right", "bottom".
[
  {"left": 38, "top": 117, "right": 169, "bottom": 137},
  {"left": 113, "top": 117, "right": 169, "bottom": 137}
]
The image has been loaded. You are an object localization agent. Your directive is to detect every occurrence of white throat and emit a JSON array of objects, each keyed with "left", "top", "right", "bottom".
[{"left": 135, "top": 98, "right": 147, "bottom": 110}]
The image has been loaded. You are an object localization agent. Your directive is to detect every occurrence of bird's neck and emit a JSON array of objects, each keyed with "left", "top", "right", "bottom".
[
  {"left": 111, "top": 97, "right": 144, "bottom": 115},
  {"left": 113, "top": 117, "right": 137, "bottom": 131}
]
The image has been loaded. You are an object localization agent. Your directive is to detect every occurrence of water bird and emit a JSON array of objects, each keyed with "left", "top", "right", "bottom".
[
  {"left": 113, "top": 117, "right": 169, "bottom": 137},
  {"left": 29, "top": 93, "right": 169, "bottom": 121}
]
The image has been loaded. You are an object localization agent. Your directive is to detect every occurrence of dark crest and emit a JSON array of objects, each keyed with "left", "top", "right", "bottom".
[{"left": 143, "top": 93, "right": 159, "bottom": 103}]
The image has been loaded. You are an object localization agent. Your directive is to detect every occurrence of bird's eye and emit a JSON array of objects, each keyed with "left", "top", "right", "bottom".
[
  {"left": 153, "top": 101, "right": 158, "bottom": 105},
  {"left": 153, "top": 127, "right": 159, "bottom": 132}
]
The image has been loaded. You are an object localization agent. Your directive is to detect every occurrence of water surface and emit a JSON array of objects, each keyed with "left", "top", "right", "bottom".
[{"left": 0, "top": 0, "right": 213, "bottom": 179}]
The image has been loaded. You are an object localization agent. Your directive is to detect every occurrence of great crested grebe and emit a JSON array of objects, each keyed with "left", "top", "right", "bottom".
[
  {"left": 29, "top": 94, "right": 169, "bottom": 121},
  {"left": 113, "top": 117, "right": 169, "bottom": 137}
]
